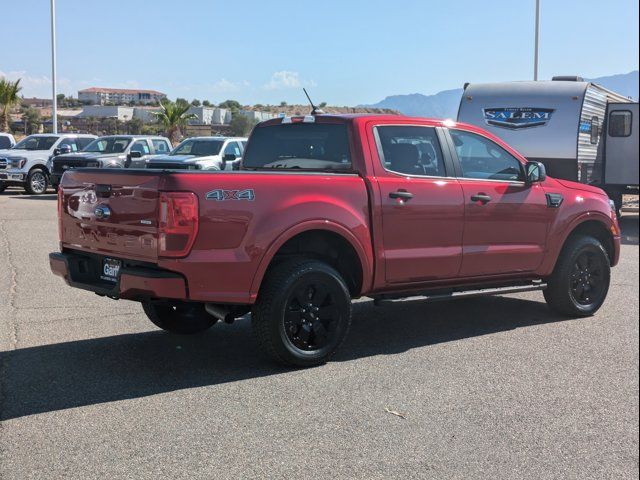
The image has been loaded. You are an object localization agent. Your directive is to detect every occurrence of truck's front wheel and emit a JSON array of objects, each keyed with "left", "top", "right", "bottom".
[
  {"left": 25, "top": 168, "right": 48, "bottom": 195},
  {"left": 544, "top": 235, "right": 611, "bottom": 317},
  {"left": 142, "top": 300, "right": 217, "bottom": 334},
  {"left": 252, "top": 259, "right": 352, "bottom": 367}
]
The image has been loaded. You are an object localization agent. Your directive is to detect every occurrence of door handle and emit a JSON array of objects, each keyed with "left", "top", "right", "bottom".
[
  {"left": 389, "top": 190, "right": 414, "bottom": 200},
  {"left": 470, "top": 193, "right": 492, "bottom": 204}
]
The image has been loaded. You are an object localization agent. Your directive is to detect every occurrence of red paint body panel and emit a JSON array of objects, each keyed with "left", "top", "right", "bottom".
[{"left": 52, "top": 114, "right": 620, "bottom": 304}]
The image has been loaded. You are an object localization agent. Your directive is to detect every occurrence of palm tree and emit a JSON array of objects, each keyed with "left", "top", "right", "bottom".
[
  {"left": 0, "top": 78, "right": 22, "bottom": 132},
  {"left": 152, "top": 99, "right": 195, "bottom": 145}
]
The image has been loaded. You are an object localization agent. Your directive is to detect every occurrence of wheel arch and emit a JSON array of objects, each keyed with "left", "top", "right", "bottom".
[
  {"left": 546, "top": 213, "right": 617, "bottom": 275},
  {"left": 250, "top": 221, "right": 372, "bottom": 300}
]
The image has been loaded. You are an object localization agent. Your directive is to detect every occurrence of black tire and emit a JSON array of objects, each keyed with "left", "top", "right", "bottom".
[
  {"left": 544, "top": 235, "right": 611, "bottom": 317},
  {"left": 25, "top": 168, "right": 48, "bottom": 195},
  {"left": 142, "top": 300, "right": 217, "bottom": 334},
  {"left": 252, "top": 258, "right": 352, "bottom": 367},
  {"left": 0, "top": 183, "right": 6, "bottom": 193}
]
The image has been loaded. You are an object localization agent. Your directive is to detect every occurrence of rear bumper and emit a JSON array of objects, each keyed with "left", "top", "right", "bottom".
[{"left": 49, "top": 251, "right": 187, "bottom": 301}]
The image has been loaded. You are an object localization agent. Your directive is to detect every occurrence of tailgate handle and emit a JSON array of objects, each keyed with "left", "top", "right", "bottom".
[{"left": 96, "top": 184, "right": 112, "bottom": 198}]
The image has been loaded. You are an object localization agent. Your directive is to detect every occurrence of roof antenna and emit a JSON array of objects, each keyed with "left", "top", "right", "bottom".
[{"left": 303, "top": 88, "right": 324, "bottom": 115}]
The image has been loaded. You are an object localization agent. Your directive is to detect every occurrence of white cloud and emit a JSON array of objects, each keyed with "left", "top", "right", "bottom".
[
  {"left": 209, "top": 78, "right": 250, "bottom": 94},
  {"left": 263, "top": 71, "right": 316, "bottom": 90}
]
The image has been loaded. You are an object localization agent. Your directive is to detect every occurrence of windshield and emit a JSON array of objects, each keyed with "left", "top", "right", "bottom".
[
  {"left": 13, "top": 136, "right": 58, "bottom": 151},
  {"left": 243, "top": 123, "right": 351, "bottom": 170},
  {"left": 172, "top": 139, "right": 224, "bottom": 156},
  {"left": 83, "top": 137, "right": 132, "bottom": 154}
]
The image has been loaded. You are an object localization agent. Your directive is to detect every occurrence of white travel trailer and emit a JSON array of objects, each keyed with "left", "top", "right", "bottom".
[{"left": 457, "top": 77, "right": 638, "bottom": 214}]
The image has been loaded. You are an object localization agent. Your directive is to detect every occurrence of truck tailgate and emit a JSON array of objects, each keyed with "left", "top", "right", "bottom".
[{"left": 59, "top": 170, "right": 162, "bottom": 262}]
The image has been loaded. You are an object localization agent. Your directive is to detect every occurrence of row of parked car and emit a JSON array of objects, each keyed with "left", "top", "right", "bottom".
[{"left": 0, "top": 133, "right": 248, "bottom": 194}]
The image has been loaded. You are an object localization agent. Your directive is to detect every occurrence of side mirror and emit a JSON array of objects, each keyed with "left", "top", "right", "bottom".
[
  {"left": 526, "top": 161, "right": 546, "bottom": 184},
  {"left": 53, "top": 144, "right": 72, "bottom": 156},
  {"left": 223, "top": 153, "right": 237, "bottom": 161},
  {"left": 129, "top": 151, "right": 143, "bottom": 159}
]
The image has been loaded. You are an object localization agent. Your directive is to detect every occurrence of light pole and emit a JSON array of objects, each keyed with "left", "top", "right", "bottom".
[
  {"left": 50, "top": 0, "right": 58, "bottom": 133},
  {"left": 534, "top": 0, "right": 540, "bottom": 81}
]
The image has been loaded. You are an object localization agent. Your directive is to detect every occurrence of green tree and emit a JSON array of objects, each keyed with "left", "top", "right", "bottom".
[
  {"left": 127, "top": 117, "right": 143, "bottom": 135},
  {"left": 56, "top": 93, "right": 66, "bottom": 106},
  {"left": 219, "top": 99, "right": 241, "bottom": 112},
  {"left": 202, "top": 100, "right": 212, "bottom": 107},
  {"left": 175, "top": 97, "right": 189, "bottom": 107},
  {"left": 319, "top": 102, "right": 327, "bottom": 108},
  {"left": 0, "top": 78, "right": 22, "bottom": 132},
  {"left": 191, "top": 99, "right": 201, "bottom": 107},
  {"left": 279, "top": 101, "right": 287, "bottom": 107},
  {"left": 229, "top": 113, "right": 258, "bottom": 137},
  {"left": 21, "top": 107, "right": 42, "bottom": 135},
  {"left": 151, "top": 99, "right": 196, "bottom": 144}
]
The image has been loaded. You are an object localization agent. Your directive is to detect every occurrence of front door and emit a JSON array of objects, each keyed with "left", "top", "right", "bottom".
[
  {"left": 374, "top": 125, "right": 465, "bottom": 283},
  {"left": 447, "top": 128, "right": 550, "bottom": 277}
]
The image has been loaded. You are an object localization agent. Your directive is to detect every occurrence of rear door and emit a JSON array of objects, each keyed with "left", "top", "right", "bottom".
[
  {"left": 372, "top": 125, "right": 465, "bottom": 283},
  {"left": 604, "top": 103, "right": 639, "bottom": 186},
  {"left": 446, "top": 128, "right": 550, "bottom": 277}
]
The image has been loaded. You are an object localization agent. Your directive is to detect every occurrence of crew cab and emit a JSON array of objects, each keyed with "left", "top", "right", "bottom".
[
  {"left": 49, "top": 114, "right": 621, "bottom": 367},
  {"left": 50, "top": 135, "right": 172, "bottom": 188},
  {"left": 145, "top": 136, "right": 247, "bottom": 171},
  {"left": 0, "top": 133, "right": 96, "bottom": 194}
]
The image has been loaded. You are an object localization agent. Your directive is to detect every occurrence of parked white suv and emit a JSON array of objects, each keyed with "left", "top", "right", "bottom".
[
  {"left": 0, "top": 133, "right": 96, "bottom": 194},
  {"left": 145, "top": 136, "right": 247, "bottom": 171}
]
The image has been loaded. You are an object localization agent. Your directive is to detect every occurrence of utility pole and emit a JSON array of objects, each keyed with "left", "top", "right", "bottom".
[
  {"left": 534, "top": 0, "right": 540, "bottom": 81},
  {"left": 50, "top": 0, "right": 58, "bottom": 133}
]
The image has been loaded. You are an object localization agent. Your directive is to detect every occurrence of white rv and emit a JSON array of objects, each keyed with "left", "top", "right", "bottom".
[{"left": 457, "top": 76, "right": 638, "bottom": 214}]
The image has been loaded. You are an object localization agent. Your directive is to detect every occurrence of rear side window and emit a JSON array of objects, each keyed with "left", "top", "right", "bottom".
[
  {"left": 152, "top": 139, "right": 170, "bottom": 153},
  {"left": 450, "top": 129, "right": 524, "bottom": 181},
  {"left": 130, "top": 140, "right": 150, "bottom": 154},
  {"left": 609, "top": 110, "right": 633, "bottom": 137},
  {"left": 243, "top": 123, "right": 351, "bottom": 171},
  {"left": 376, "top": 126, "right": 446, "bottom": 177}
]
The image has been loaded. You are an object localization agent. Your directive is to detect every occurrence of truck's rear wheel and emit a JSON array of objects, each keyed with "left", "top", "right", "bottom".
[
  {"left": 25, "top": 168, "right": 48, "bottom": 195},
  {"left": 142, "top": 300, "right": 217, "bottom": 334},
  {"left": 544, "top": 235, "right": 611, "bottom": 317},
  {"left": 252, "top": 259, "right": 352, "bottom": 367}
]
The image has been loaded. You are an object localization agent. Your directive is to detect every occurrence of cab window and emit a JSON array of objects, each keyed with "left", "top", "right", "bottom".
[
  {"left": 224, "top": 141, "right": 242, "bottom": 157},
  {"left": 152, "top": 139, "right": 170, "bottom": 153},
  {"left": 130, "top": 140, "right": 150, "bottom": 155},
  {"left": 449, "top": 130, "right": 524, "bottom": 182},
  {"left": 376, "top": 126, "right": 446, "bottom": 177},
  {"left": 59, "top": 138, "right": 79, "bottom": 152}
]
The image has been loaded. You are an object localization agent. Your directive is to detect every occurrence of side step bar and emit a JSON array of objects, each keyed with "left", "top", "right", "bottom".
[{"left": 373, "top": 282, "right": 547, "bottom": 306}]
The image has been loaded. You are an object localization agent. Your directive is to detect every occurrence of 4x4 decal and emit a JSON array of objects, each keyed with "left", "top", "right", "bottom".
[{"left": 205, "top": 189, "right": 255, "bottom": 201}]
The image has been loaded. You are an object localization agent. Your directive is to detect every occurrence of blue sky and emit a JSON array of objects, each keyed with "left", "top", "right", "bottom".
[{"left": 2, "top": 0, "right": 638, "bottom": 105}]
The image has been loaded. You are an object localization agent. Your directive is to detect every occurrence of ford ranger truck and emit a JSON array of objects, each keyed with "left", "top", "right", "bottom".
[{"left": 49, "top": 114, "right": 621, "bottom": 367}]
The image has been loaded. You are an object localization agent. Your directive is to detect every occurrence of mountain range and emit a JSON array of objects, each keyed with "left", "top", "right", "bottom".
[{"left": 362, "top": 71, "right": 639, "bottom": 118}]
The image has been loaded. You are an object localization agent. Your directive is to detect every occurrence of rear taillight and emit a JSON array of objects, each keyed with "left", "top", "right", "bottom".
[
  {"left": 158, "top": 192, "right": 199, "bottom": 258},
  {"left": 57, "top": 187, "right": 63, "bottom": 241}
]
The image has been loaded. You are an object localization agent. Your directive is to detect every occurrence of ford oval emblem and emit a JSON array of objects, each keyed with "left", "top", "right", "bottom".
[{"left": 94, "top": 205, "right": 111, "bottom": 219}]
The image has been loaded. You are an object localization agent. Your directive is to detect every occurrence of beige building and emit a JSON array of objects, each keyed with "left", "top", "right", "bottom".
[{"left": 78, "top": 87, "right": 166, "bottom": 105}]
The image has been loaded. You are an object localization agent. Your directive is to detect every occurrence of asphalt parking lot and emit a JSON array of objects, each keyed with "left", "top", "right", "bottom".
[{"left": 0, "top": 189, "right": 638, "bottom": 480}]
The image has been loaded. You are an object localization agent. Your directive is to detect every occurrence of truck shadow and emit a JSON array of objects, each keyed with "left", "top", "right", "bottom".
[{"left": 1, "top": 295, "right": 575, "bottom": 420}]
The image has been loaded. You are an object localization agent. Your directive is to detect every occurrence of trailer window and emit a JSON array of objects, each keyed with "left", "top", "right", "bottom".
[
  {"left": 590, "top": 116, "right": 599, "bottom": 144},
  {"left": 609, "top": 111, "right": 633, "bottom": 137}
]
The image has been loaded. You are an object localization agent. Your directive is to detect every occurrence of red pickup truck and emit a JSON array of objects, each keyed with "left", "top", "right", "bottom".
[{"left": 50, "top": 114, "right": 620, "bottom": 367}]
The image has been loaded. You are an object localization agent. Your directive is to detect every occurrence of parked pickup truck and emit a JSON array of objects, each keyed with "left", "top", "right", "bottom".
[
  {"left": 50, "top": 114, "right": 621, "bottom": 367},
  {"left": 50, "top": 135, "right": 172, "bottom": 188},
  {"left": 145, "top": 136, "right": 247, "bottom": 171},
  {"left": 0, "top": 133, "right": 96, "bottom": 194}
]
